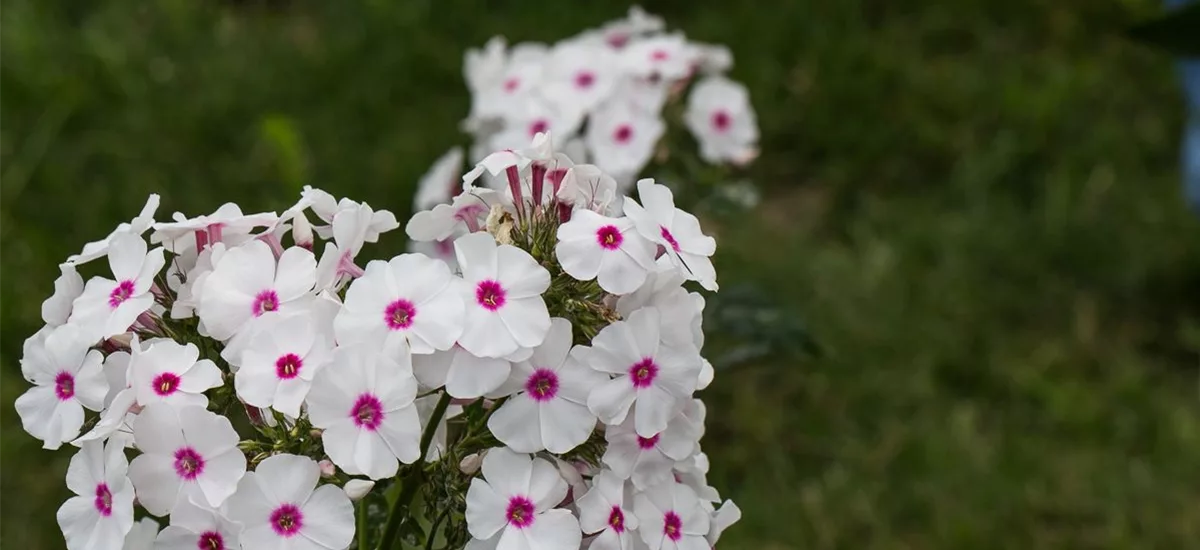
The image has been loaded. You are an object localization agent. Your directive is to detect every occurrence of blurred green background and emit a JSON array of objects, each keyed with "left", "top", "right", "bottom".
[{"left": 4, "top": 1, "right": 1200, "bottom": 548}]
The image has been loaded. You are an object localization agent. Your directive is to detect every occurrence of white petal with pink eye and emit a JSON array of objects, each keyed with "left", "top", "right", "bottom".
[
  {"left": 152, "top": 497, "right": 240, "bottom": 550},
  {"left": 128, "top": 404, "right": 246, "bottom": 516},
  {"left": 603, "top": 413, "right": 699, "bottom": 490},
  {"left": 129, "top": 340, "right": 221, "bottom": 410},
  {"left": 634, "top": 481, "right": 711, "bottom": 550},
  {"left": 414, "top": 346, "right": 513, "bottom": 399},
  {"left": 487, "top": 96, "right": 584, "bottom": 154},
  {"left": 578, "top": 470, "right": 639, "bottom": 548},
  {"left": 42, "top": 262, "right": 84, "bottom": 326},
  {"left": 585, "top": 101, "right": 665, "bottom": 177},
  {"left": 706, "top": 499, "right": 741, "bottom": 546},
  {"left": 335, "top": 253, "right": 464, "bottom": 355},
  {"left": 556, "top": 210, "right": 655, "bottom": 294},
  {"left": 68, "top": 232, "right": 166, "bottom": 341},
  {"left": 623, "top": 180, "right": 718, "bottom": 291},
  {"left": 455, "top": 233, "right": 552, "bottom": 358},
  {"left": 56, "top": 440, "right": 135, "bottom": 550},
  {"left": 306, "top": 346, "right": 421, "bottom": 480},
  {"left": 235, "top": 313, "right": 331, "bottom": 418},
  {"left": 15, "top": 324, "right": 107, "bottom": 449},
  {"left": 542, "top": 39, "right": 620, "bottom": 114},
  {"left": 227, "top": 453, "right": 355, "bottom": 550},
  {"left": 684, "top": 75, "right": 759, "bottom": 164},
  {"left": 465, "top": 449, "right": 579, "bottom": 550},
  {"left": 198, "top": 240, "right": 317, "bottom": 341}
]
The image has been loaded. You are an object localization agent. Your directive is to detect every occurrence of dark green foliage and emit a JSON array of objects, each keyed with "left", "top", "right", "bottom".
[{"left": 4, "top": 0, "right": 1200, "bottom": 548}]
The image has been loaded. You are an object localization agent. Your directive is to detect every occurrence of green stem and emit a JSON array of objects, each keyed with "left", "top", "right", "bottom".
[
  {"left": 376, "top": 392, "right": 452, "bottom": 550},
  {"left": 357, "top": 498, "right": 368, "bottom": 549},
  {"left": 424, "top": 508, "right": 450, "bottom": 550}
]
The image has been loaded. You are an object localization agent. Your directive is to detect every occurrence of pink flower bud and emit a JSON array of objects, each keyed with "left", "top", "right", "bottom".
[{"left": 319, "top": 459, "right": 336, "bottom": 478}]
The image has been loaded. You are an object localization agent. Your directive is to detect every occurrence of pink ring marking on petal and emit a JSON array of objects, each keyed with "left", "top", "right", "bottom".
[
  {"left": 153, "top": 372, "right": 181, "bottom": 397},
  {"left": 524, "top": 369, "right": 560, "bottom": 402},
  {"left": 659, "top": 226, "right": 681, "bottom": 252},
  {"left": 711, "top": 110, "right": 732, "bottom": 132},
  {"left": 384, "top": 299, "right": 417, "bottom": 330},
  {"left": 503, "top": 77, "right": 521, "bottom": 93},
  {"left": 529, "top": 119, "right": 549, "bottom": 137},
  {"left": 596, "top": 225, "right": 624, "bottom": 250},
  {"left": 108, "top": 280, "right": 136, "bottom": 308},
  {"left": 198, "top": 531, "right": 225, "bottom": 550},
  {"left": 173, "top": 447, "right": 206, "bottom": 481},
  {"left": 575, "top": 71, "right": 596, "bottom": 89},
  {"left": 651, "top": 49, "right": 670, "bottom": 61},
  {"left": 613, "top": 124, "right": 633, "bottom": 145},
  {"left": 663, "top": 510, "right": 683, "bottom": 541},
  {"left": 505, "top": 495, "right": 536, "bottom": 529},
  {"left": 608, "top": 506, "right": 626, "bottom": 533},
  {"left": 275, "top": 353, "right": 303, "bottom": 380},
  {"left": 94, "top": 483, "right": 113, "bottom": 516},
  {"left": 270, "top": 503, "right": 304, "bottom": 537},
  {"left": 252, "top": 290, "right": 280, "bottom": 317},
  {"left": 475, "top": 280, "right": 507, "bottom": 311},
  {"left": 350, "top": 393, "right": 385, "bottom": 431},
  {"left": 628, "top": 358, "right": 658, "bottom": 389},
  {"left": 54, "top": 371, "right": 75, "bottom": 401},
  {"left": 637, "top": 433, "right": 660, "bottom": 450}
]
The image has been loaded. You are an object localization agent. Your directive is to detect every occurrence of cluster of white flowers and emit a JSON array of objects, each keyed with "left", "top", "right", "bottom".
[
  {"left": 17, "top": 131, "right": 739, "bottom": 550},
  {"left": 457, "top": 6, "right": 758, "bottom": 195}
]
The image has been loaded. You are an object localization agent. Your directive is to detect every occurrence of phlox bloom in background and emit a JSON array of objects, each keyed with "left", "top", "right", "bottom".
[
  {"left": 684, "top": 75, "right": 759, "bottom": 164},
  {"left": 56, "top": 441, "right": 135, "bottom": 550},
  {"left": 577, "top": 470, "right": 639, "bottom": 550}
]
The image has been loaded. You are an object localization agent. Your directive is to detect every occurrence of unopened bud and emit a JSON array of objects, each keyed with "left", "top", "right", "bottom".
[
  {"left": 292, "top": 212, "right": 314, "bottom": 250},
  {"left": 460, "top": 452, "right": 484, "bottom": 475},
  {"left": 318, "top": 460, "right": 336, "bottom": 478},
  {"left": 344, "top": 479, "right": 375, "bottom": 501}
]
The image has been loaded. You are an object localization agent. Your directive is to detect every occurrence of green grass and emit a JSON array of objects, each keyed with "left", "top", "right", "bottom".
[{"left": 4, "top": 0, "right": 1200, "bottom": 548}]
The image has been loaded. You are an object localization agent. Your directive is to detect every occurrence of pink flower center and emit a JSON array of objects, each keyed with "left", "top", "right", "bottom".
[
  {"left": 607, "top": 34, "right": 629, "bottom": 48},
  {"left": 153, "top": 372, "right": 181, "bottom": 396},
  {"left": 252, "top": 290, "right": 280, "bottom": 317},
  {"left": 608, "top": 506, "right": 626, "bottom": 533},
  {"left": 596, "top": 225, "right": 624, "bottom": 250},
  {"left": 628, "top": 358, "right": 658, "bottom": 388},
  {"left": 351, "top": 393, "right": 385, "bottom": 431},
  {"left": 575, "top": 71, "right": 596, "bottom": 89},
  {"left": 663, "top": 511, "right": 683, "bottom": 541},
  {"left": 505, "top": 496, "right": 536, "bottom": 529},
  {"left": 503, "top": 77, "right": 520, "bottom": 93},
  {"left": 108, "top": 280, "right": 136, "bottom": 308},
  {"left": 613, "top": 124, "right": 633, "bottom": 144},
  {"left": 384, "top": 299, "right": 417, "bottom": 330},
  {"left": 270, "top": 503, "right": 304, "bottom": 537},
  {"left": 711, "top": 110, "right": 732, "bottom": 132},
  {"left": 637, "top": 433, "right": 660, "bottom": 450},
  {"left": 651, "top": 49, "right": 670, "bottom": 61},
  {"left": 659, "top": 226, "right": 681, "bottom": 252},
  {"left": 54, "top": 371, "right": 75, "bottom": 401},
  {"left": 475, "top": 280, "right": 506, "bottom": 311},
  {"left": 173, "top": 447, "right": 205, "bottom": 480},
  {"left": 275, "top": 353, "right": 303, "bottom": 380},
  {"left": 198, "top": 531, "right": 225, "bottom": 550},
  {"left": 94, "top": 483, "right": 113, "bottom": 516},
  {"left": 529, "top": 119, "right": 549, "bottom": 137},
  {"left": 524, "top": 369, "right": 560, "bottom": 402}
]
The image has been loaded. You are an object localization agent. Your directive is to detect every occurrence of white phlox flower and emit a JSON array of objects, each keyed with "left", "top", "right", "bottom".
[
  {"left": 68, "top": 232, "right": 166, "bottom": 341},
  {"left": 16, "top": 324, "right": 107, "bottom": 450},
  {"left": 488, "top": 96, "right": 584, "bottom": 154},
  {"left": 577, "top": 470, "right": 640, "bottom": 550},
  {"left": 151, "top": 203, "right": 278, "bottom": 257},
  {"left": 454, "top": 232, "right": 552, "bottom": 359},
  {"left": 706, "top": 499, "right": 741, "bottom": 547},
  {"left": 334, "top": 253, "right": 464, "bottom": 355},
  {"left": 415, "top": 147, "right": 466, "bottom": 212},
  {"left": 631, "top": 481, "right": 710, "bottom": 550},
  {"left": 487, "top": 318, "right": 607, "bottom": 453},
  {"left": 621, "top": 33, "right": 693, "bottom": 82},
  {"left": 67, "top": 194, "right": 161, "bottom": 265},
  {"left": 622, "top": 179, "right": 717, "bottom": 291},
  {"left": 152, "top": 496, "right": 242, "bottom": 550},
  {"left": 412, "top": 344, "right": 514, "bottom": 400},
  {"left": 464, "top": 449, "right": 581, "bottom": 550},
  {"left": 556, "top": 209, "right": 656, "bottom": 294},
  {"left": 557, "top": 164, "right": 620, "bottom": 215},
  {"left": 226, "top": 454, "right": 354, "bottom": 550},
  {"left": 197, "top": 240, "right": 317, "bottom": 340},
  {"left": 306, "top": 345, "right": 422, "bottom": 480},
  {"left": 43, "top": 263, "right": 84, "bottom": 327},
  {"left": 585, "top": 101, "right": 664, "bottom": 177},
  {"left": 684, "top": 76, "right": 759, "bottom": 164},
  {"left": 123, "top": 517, "right": 159, "bottom": 550},
  {"left": 583, "top": 307, "right": 701, "bottom": 438},
  {"left": 406, "top": 188, "right": 503, "bottom": 243},
  {"left": 542, "top": 40, "right": 620, "bottom": 115},
  {"left": 129, "top": 339, "right": 222, "bottom": 409},
  {"left": 235, "top": 313, "right": 332, "bottom": 418},
  {"left": 127, "top": 404, "right": 246, "bottom": 516},
  {"left": 602, "top": 412, "right": 700, "bottom": 490},
  {"left": 56, "top": 440, "right": 136, "bottom": 550}
]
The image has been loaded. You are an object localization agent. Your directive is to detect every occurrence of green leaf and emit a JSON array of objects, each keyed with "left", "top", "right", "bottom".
[{"left": 1129, "top": 3, "right": 1200, "bottom": 56}]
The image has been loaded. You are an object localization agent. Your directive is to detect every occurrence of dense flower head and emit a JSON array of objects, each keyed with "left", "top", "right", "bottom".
[{"left": 21, "top": 79, "right": 738, "bottom": 550}]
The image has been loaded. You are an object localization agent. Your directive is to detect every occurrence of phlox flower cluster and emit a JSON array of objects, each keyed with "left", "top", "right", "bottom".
[
  {"left": 424, "top": 6, "right": 758, "bottom": 218},
  {"left": 16, "top": 130, "right": 739, "bottom": 550}
]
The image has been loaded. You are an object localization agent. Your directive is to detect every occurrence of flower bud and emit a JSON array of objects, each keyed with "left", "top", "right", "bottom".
[
  {"left": 292, "top": 212, "right": 314, "bottom": 250},
  {"left": 460, "top": 452, "right": 484, "bottom": 475},
  {"left": 343, "top": 479, "right": 375, "bottom": 501},
  {"left": 318, "top": 459, "right": 336, "bottom": 478}
]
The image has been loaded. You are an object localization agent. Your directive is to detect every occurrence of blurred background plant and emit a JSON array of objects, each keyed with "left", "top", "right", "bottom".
[{"left": 4, "top": 1, "right": 1200, "bottom": 548}]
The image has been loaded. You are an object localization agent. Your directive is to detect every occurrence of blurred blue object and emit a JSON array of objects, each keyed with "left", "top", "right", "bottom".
[{"left": 1167, "top": 0, "right": 1200, "bottom": 211}]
